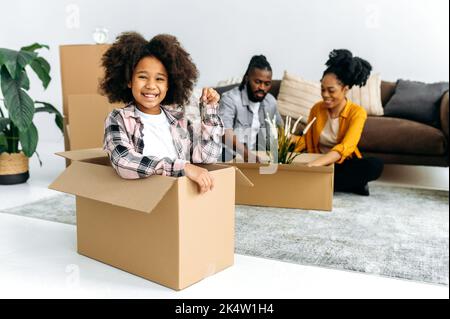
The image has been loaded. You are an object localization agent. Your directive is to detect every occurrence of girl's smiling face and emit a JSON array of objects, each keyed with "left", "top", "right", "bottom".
[{"left": 129, "top": 56, "right": 169, "bottom": 114}]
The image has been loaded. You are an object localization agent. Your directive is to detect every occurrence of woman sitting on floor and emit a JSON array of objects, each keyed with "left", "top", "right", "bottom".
[{"left": 294, "top": 49, "right": 384, "bottom": 196}]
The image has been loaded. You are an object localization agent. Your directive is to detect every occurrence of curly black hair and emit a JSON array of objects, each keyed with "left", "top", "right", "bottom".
[
  {"left": 239, "top": 55, "right": 272, "bottom": 90},
  {"left": 322, "top": 49, "right": 372, "bottom": 88},
  {"left": 100, "top": 31, "right": 199, "bottom": 106}
]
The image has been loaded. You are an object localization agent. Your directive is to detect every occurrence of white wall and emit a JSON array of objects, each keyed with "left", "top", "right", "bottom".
[{"left": 1, "top": 0, "right": 449, "bottom": 143}]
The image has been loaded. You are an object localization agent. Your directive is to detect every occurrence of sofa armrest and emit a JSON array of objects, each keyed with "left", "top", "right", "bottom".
[{"left": 440, "top": 91, "right": 449, "bottom": 140}]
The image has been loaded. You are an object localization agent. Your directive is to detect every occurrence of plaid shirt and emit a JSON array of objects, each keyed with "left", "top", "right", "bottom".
[{"left": 103, "top": 102, "right": 224, "bottom": 179}]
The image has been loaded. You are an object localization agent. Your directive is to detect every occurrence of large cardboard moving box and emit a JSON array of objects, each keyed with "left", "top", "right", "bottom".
[
  {"left": 49, "top": 148, "right": 252, "bottom": 290},
  {"left": 231, "top": 153, "right": 334, "bottom": 211}
]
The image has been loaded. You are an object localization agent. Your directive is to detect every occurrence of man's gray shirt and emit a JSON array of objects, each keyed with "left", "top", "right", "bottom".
[{"left": 219, "top": 85, "right": 283, "bottom": 160}]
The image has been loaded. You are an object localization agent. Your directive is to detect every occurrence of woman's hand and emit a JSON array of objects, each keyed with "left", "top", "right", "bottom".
[
  {"left": 307, "top": 151, "right": 341, "bottom": 167},
  {"left": 201, "top": 87, "right": 220, "bottom": 106},
  {"left": 184, "top": 163, "right": 215, "bottom": 194},
  {"left": 306, "top": 161, "right": 321, "bottom": 167}
]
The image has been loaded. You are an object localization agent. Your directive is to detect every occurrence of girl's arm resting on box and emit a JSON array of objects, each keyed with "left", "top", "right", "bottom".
[{"left": 184, "top": 163, "right": 214, "bottom": 193}]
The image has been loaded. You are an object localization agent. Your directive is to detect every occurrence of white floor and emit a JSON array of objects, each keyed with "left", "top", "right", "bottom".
[{"left": 0, "top": 140, "right": 448, "bottom": 299}]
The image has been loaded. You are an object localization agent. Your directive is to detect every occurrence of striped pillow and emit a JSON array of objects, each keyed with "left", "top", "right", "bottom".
[
  {"left": 277, "top": 71, "right": 321, "bottom": 123},
  {"left": 216, "top": 76, "right": 243, "bottom": 87},
  {"left": 277, "top": 71, "right": 384, "bottom": 119},
  {"left": 347, "top": 73, "right": 384, "bottom": 116}
]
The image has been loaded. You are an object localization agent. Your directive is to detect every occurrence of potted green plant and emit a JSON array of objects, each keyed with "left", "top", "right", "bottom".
[
  {"left": 265, "top": 114, "right": 304, "bottom": 164},
  {"left": 0, "top": 43, "right": 63, "bottom": 185}
]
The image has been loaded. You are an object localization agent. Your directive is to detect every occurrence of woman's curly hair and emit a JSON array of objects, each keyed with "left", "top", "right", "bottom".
[
  {"left": 322, "top": 49, "right": 372, "bottom": 88},
  {"left": 100, "top": 31, "right": 199, "bottom": 106}
]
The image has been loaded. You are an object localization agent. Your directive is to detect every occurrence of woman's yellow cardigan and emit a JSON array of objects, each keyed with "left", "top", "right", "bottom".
[{"left": 293, "top": 99, "right": 367, "bottom": 164}]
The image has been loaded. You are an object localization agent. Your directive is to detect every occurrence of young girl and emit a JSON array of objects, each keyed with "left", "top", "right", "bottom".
[
  {"left": 294, "top": 49, "right": 384, "bottom": 195},
  {"left": 101, "top": 32, "right": 224, "bottom": 194}
]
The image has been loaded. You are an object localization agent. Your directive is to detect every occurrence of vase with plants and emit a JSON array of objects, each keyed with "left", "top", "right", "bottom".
[
  {"left": 265, "top": 113, "right": 317, "bottom": 164},
  {"left": 0, "top": 43, "right": 63, "bottom": 185}
]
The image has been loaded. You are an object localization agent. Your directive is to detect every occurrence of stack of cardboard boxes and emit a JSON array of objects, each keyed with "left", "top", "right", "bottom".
[{"left": 59, "top": 44, "right": 115, "bottom": 158}]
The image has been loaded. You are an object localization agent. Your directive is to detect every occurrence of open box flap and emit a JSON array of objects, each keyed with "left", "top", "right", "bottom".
[
  {"left": 202, "top": 163, "right": 254, "bottom": 187},
  {"left": 49, "top": 161, "right": 177, "bottom": 213},
  {"left": 234, "top": 167, "right": 254, "bottom": 187},
  {"left": 55, "top": 148, "right": 107, "bottom": 162},
  {"left": 228, "top": 162, "right": 334, "bottom": 173}
]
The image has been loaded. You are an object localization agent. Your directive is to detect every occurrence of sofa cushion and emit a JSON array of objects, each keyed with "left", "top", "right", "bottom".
[
  {"left": 347, "top": 73, "right": 384, "bottom": 116},
  {"left": 383, "top": 80, "right": 449, "bottom": 128},
  {"left": 277, "top": 71, "right": 385, "bottom": 119},
  {"left": 380, "top": 81, "right": 396, "bottom": 106},
  {"left": 359, "top": 117, "right": 448, "bottom": 156},
  {"left": 215, "top": 80, "right": 282, "bottom": 98},
  {"left": 276, "top": 71, "right": 322, "bottom": 122},
  {"left": 216, "top": 76, "right": 242, "bottom": 87}
]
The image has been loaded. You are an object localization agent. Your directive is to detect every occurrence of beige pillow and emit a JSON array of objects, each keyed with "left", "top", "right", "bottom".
[
  {"left": 216, "top": 76, "right": 243, "bottom": 87},
  {"left": 277, "top": 71, "right": 321, "bottom": 123},
  {"left": 277, "top": 71, "right": 384, "bottom": 119},
  {"left": 347, "top": 73, "right": 384, "bottom": 116}
]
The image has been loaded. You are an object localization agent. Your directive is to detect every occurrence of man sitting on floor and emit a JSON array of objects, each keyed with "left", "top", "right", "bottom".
[{"left": 219, "top": 55, "right": 283, "bottom": 162}]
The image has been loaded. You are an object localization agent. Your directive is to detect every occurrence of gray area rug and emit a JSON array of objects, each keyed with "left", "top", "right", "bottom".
[{"left": 1, "top": 185, "right": 448, "bottom": 285}]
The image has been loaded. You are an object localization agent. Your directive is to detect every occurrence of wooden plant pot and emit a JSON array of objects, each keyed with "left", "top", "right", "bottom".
[{"left": 0, "top": 152, "right": 30, "bottom": 185}]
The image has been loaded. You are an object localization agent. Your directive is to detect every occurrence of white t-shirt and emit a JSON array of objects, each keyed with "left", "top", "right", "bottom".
[
  {"left": 319, "top": 114, "right": 340, "bottom": 154},
  {"left": 248, "top": 101, "right": 261, "bottom": 150},
  {"left": 135, "top": 108, "right": 178, "bottom": 160}
]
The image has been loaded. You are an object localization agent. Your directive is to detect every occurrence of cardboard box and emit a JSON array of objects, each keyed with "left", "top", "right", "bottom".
[
  {"left": 230, "top": 153, "right": 334, "bottom": 211},
  {"left": 60, "top": 44, "right": 110, "bottom": 117},
  {"left": 59, "top": 44, "right": 111, "bottom": 163},
  {"left": 68, "top": 94, "right": 119, "bottom": 150},
  {"left": 49, "top": 148, "right": 252, "bottom": 290}
]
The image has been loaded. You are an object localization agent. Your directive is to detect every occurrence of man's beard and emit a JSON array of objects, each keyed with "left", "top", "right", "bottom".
[{"left": 247, "top": 84, "right": 266, "bottom": 102}]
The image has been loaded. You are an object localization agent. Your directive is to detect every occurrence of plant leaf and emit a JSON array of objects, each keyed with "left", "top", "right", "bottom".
[
  {"left": 30, "top": 57, "right": 51, "bottom": 89},
  {"left": 0, "top": 66, "right": 34, "bottom": 131},
  {"left": 34, "top": 56, "right": 50, "bottom": 73},
  {"left": 20, "top": 43, "right": 50, "bottom": 52},
  {"left": 35, "top": 101, "right": 63, "bottom": 133},
  {"left": 0, "top": 132, "right": 7, "bottom": 154},
  {"left": 0, "top": 48, "right": 36, "bottom": 80},
  {"left": 35, "top": 150, "right": 43, "bottom": 167},
  {"left": 0, "top": 117, "right": 10, "bottom": 132},
  {"left": 18, "top": 69, "right": 30, "bottom": 90},
  {"left": 18, "top": 44, "right": 51, "bottom": 89},
  {"left": 19, "top": 122, "right": 38, "bottom": 157}
]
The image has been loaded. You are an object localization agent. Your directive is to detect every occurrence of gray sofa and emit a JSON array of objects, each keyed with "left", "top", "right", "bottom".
[{"left": 215, "top": 80, "right": 449, "bottom": 167}]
